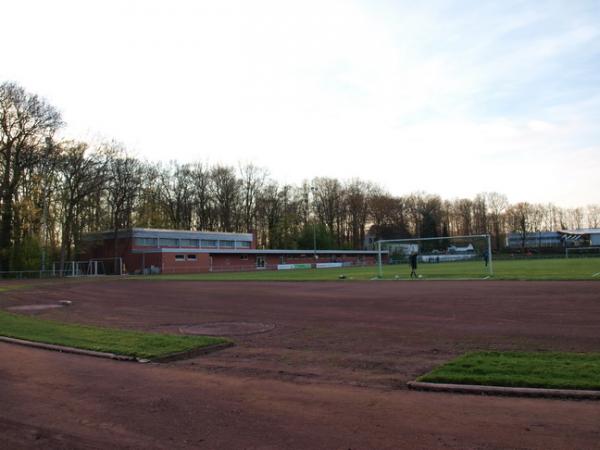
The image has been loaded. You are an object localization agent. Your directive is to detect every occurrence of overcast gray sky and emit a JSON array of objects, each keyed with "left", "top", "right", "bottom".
[{"left": 2, "top": 0, "right": 599, "bottom": 206}]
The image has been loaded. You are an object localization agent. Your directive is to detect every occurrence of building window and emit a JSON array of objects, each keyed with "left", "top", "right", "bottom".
[
  {"left": 175, "top": 254, "right": 185, "bottom": 261},
  {"left": 220, "top": 240, "right": 234, "bottom": 248},
  {"left": 134, "top": 237, "right": 158, "bottom": 247},
  {"left": 180, "top": 239, "right": 199, "bottom": 247},
  {"left": 237, "top": 241, "right": 251, "bottom": 248},
  {"left": 160, "top": 238, "right": 178, "bottom": 247},
  {"left": 240, "top": 254, "right": 248, "bottom": 260},
  {"left": 201, "top": 239, "right": 217, "bottom": 247},
  {"left": 187, "top": 254, "right": 197, "bottom": 261}
]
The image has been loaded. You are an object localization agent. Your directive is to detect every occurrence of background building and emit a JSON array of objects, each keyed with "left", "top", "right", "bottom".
[
  {"left": 505, "top": 231, "right": 563, "bottom": 249},
  {"left": 558, "top": 229, "right": 600, "bottom": 247},
  {"left": 82, "top": 228, "right": 383, "bottom": 274},
  {"left": 505, "top": 228, "right": 600, "bottom": 250}
]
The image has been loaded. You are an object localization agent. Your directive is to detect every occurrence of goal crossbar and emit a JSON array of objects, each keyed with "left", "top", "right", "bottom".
[{"left": 377, "top": 234, "right": 490, "bottom": 244}]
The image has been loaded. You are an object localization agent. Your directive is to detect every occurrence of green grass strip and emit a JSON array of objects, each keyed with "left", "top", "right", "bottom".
[
  {"left": 418, "top": 351, "right": 600, "bottom": 390},
  {"left": 0, "top": 310, "right": 229, "bottom": 359},
  {"left": 139, "top": 257, "right": 600, "bottom": 282}
]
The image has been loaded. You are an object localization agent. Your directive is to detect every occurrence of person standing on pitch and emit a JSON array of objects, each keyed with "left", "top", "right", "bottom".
[
  {"left": 409, "top": 251, "right": 418, "bottom": 279},
  {"left": 483, "top": 249, "right": 489, "bottom": 267}
]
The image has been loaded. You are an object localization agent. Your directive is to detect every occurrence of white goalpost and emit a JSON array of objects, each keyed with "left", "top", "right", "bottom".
[
  {"left": 52, "top": 257, "right": 123, "bottom": 277},
  {"left": 565, "top": 246, "right": 600, "bottom": 259},
  {"left": 376, "top": 234, "right": 493, "bottom": 279}
]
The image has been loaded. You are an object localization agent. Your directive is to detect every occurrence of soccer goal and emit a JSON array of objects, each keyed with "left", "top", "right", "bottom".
[
  {"left": 52, "top": 257, "right": 123, "bottom": 277},
  {"left": 376, "top": 234, "right": 493, "bottom": 279},
  {"left": 565, "top": 246, "right": 600, "bottom": 259}
]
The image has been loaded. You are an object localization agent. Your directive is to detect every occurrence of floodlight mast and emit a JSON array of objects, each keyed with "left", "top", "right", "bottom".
[{"left": 375, "top": 234, "right": 494, "bottom": 278}]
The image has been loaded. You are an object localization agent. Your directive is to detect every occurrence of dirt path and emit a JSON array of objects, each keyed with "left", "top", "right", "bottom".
[
  {"left": 1, "top": 280, "right": 600, "bottom": 448},
  {"left": 2, "top": 343, "right": 600, "bottom": 450}
]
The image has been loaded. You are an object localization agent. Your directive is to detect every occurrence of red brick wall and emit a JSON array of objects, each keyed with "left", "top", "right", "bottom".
[
  {"left": 161, "top": 252, "right": 211, "bottom": 274},
  {"left": 210, "top": 254, "right": 258, "bottom": 272}
]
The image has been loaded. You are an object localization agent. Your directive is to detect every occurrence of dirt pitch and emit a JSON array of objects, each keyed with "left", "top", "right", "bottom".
[{"left": 1, "top": 279, "right": 600, "bottom": 449}]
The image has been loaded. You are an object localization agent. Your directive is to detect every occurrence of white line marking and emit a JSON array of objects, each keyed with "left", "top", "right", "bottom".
[{"left": 592, "top": 272, "right": 600, "bottom": 277}]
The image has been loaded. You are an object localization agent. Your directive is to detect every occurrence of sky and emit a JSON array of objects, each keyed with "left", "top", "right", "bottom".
[{"left": 2, "top": 0, "right": 599, "bottom": 207}]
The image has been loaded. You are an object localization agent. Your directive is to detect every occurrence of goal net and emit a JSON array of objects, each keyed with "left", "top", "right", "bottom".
[
  {"left": 53, "top": 257, "right": 123, "bottom": 277},
  {"left": 565, "top": 246, "right": 600, "bottom": 259},
  {"left": 376, "top": 234, "right": 493, "bottom": 279}
]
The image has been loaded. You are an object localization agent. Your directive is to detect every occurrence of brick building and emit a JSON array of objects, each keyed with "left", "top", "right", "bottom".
[{"left": 82, "top": 228, "right": 384, "bottom": 274}]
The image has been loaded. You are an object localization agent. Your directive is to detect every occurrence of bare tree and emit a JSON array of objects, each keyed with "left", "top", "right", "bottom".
[
  {"left": 370, "top": 193, "right": 410, "bottom": 241},
  {"left": 136, "top": 162, "right": 168, "bottom": 228},
  {"left": 418, "top": 194, "right": 443, "bottom": 238},
  {"left": 0, "top": 82, "right": 62, "bottom": 269},
  {"left": 104, "top": 144, "right": 143, "bottom": 257},
  {"left": 506, "top": 202, "right": 533, "bottom": 250},
  {"left": 239, "top": 163, "right": 266, "bottom": 233},
  {"left": 472, "top": 194, "right": 488, "bottom": 235},
  {"left": 485, "top": 192, "right": 508, "bottom": 250},
  {"left": 255, "top": 182, "right": 281, "bottom": 248},
  {"left": 191, "top": 162, "right": 213, "bottom": 230},
  {"left": 586, "top": 205, "right": 600, "bottom": 228},
  {"left": 56, "top": 141, "right": 108, "bottom": 273},
  {"left": 211, "top": 165, "right": 239, "bottom": 232},
  {"left": 159, "top": 162, "right": 195, "bottom": 229},
  {"left": 344, "top": 180, "right": 373, "bottom": 248},
  {"left": 312, "top": 177, "right": 343, "bottom": 238},
  {"left": 566, "top": 207, "right": 584, "bottom": 230}
]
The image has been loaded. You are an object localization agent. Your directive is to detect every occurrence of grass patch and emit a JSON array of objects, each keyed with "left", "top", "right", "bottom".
[
  {"left": 0, "top": 310, "right": 229, "bottom": 359},
  {"left": 139, "top": 257, "right": 600, "bottom": 282},
  {"left": 418, "top": 351, "right": 600, "bottom": 390},
  {"left": 0, "top": 284, "right": 27, "bottom": 292}
]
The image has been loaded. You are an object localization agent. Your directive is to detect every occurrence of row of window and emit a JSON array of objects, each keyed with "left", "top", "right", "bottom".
[
  {"left": 174, "top": 254, "right": 249, "bottom": 262},
  {"left": 135, "top": 237, "right": 251, "bottom": 248},
  {"left": 175, "top": 254, "right": 197, "bottom": 261},
  {"left": 173, "top": 254, "right": 368, "bottom": 263}
]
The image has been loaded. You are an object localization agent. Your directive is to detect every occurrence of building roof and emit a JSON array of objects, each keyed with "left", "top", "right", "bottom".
[
  {"left": 558, "top": 228, "right": 600, "bottom": 235},
  {"left": 84, "top": 228, "right": 253, "bottom": 241}
]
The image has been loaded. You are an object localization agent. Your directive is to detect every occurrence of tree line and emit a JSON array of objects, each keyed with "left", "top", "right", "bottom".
[{"left": 1, "top": 81, "right": 599, "bottom": 271}]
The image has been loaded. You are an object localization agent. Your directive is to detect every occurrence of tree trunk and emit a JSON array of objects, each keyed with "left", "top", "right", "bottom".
[
  {"left": 59, "top": 207, "right": 74, "bottom": 276},
  {"left": 0, "top": 189, "right": 14, "bottom": 271}
]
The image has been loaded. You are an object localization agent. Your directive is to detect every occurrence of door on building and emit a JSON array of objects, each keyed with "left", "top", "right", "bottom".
[{"left": 256, "top": 256, "right": 266, "bottom": 269}]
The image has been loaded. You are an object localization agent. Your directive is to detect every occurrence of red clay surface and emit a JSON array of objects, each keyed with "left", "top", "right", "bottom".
[{"left": 1, "top": 279, "right": 600, "bottom": 449}]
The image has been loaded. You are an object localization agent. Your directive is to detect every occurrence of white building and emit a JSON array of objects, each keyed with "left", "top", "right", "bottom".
[{"left": 558, "top": 229, "right": 600, "bottom": 247}]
